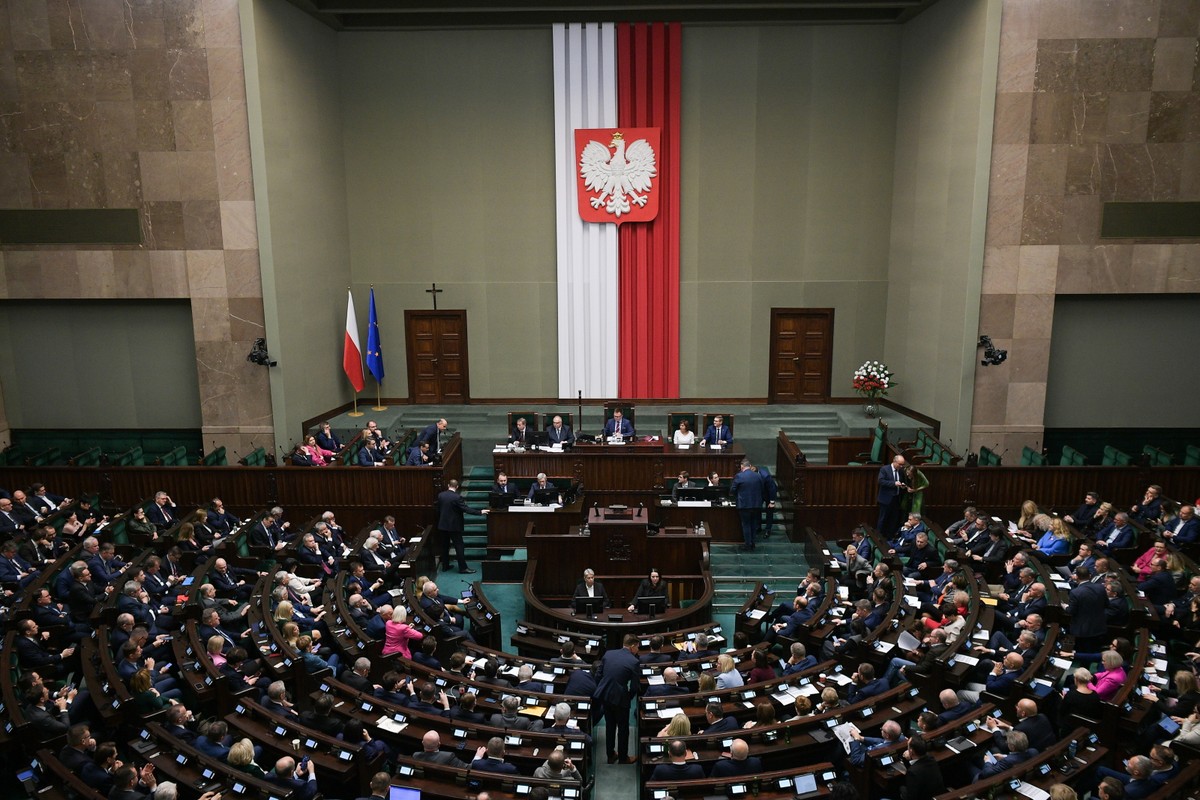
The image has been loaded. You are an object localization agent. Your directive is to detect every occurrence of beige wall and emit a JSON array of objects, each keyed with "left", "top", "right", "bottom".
[
  {"left": 973, "top": 0, "right": 1200, "bottom": 456},
  {"left": 886, "top": 0, "right": 1001, "bottom": 448},
  {"left": 242, "top": 0, "right": 354, "bottom": 447},
  {"left": 679, "top": 26, "right": 902, "bottom": 397},
  {"left": 0, "top": 0, "right": 272, "bottom": 456},
  {"left": 338, "top": 29, "right": 559, "bottom": 399}
]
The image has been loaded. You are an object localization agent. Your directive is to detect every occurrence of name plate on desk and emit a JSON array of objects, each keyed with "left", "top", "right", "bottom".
[
  {"left": 676, "top": 500, "right": 712, "bottom": 507},
  {"left": 508, "top": 505, "right": 560, "bottom": 513}
]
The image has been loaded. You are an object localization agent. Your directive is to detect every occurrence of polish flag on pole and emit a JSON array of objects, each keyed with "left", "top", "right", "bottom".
[{"left": 343, "top": 289, "right": 365, "bottom": 392}]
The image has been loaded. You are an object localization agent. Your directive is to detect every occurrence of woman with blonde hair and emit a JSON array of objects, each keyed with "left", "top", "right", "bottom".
[
  {"left": 697, "top": 673, "right": 716, "bottom": 693},
  {"left": 1034, "top": 517, "right": 1071, "bottom": 556},
  {"left": 1017, "top": 500, "right": 1041, "bottom": 533},
  {"left": 382, "top": 605, "right": 424, "bottom": 658},
  {"left": 715, "top": 653, "right": 744, "bottom": 690},
  {"left": 657, "top": 712, "right": 692, "bottom": 738},
  {"left": 227, "top": 738, "right": 266, "bottom": 777},
  {"left": 206, "top": 635, "right": 227, "bottom": 668},
  {"left": 130, "top": 667, "right": 168, "bottom": 713},
  {"left": 1089, "top": 650, "right": 1126, "bottom": 701}
]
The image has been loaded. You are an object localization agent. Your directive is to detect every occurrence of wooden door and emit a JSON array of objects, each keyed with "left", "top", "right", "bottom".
[
  {"left": 405, "top": 310, "right": 470, "bottom": 404},
  {"left": 768, "top": 308, "right": 833, "bottom": 402}
]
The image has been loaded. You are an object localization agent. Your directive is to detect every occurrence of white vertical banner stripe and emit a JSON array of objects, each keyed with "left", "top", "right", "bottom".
[{"left": 554, "top": 22, "right": 618, "bottom": 400}]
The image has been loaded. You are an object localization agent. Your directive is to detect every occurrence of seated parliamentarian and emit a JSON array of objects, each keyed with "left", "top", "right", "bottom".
[
  {"left": 603, "top": 408, "right": 634, "bottom": 438},
  {"left": 357, "top": 437, "right": 386, "bottom": 466},
  {"left": 547, "top": 414, "right": 575, "bottom": 445},
  {"left": 1163, "top": 505, "right": 1198, "bottom": 544},
  {"left": 670, "top": 470, "right": 694, "bottom": 501},
  {"left": 315, "top": 421, "right": 343, "bottom": 452},
  {"left": 672, "top": 419, "right": 695, "bottom": 446},
  {"left": 627, "top": 568, "right": 669, "bottom": 613},
  {"left": 492, "top": 472, "right": 518, "bottom": 495},
  {"left": 406, "top": 440, "right": 431, "bottom": 466},
  {"left": 703, "top": 415, "right": 733, "bottom": 446},
  {"left": 509, "top": 416, "right": 531, "bottom": 445},
  {"left": 527, "top": 472, "right": 561, "bottom": 504},
  {"left": 573, "top": 568, "right": 609, "bottom": 608},
  {"left": 301, "top": 435, "right": 335, "bottom": 466}
]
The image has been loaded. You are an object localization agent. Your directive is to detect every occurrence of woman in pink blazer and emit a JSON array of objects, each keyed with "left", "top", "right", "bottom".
[
  {"left": 303, "top": 435, "right": 336, "bottom": 466},
  {"left": 1088, "top": 650, "right": 1127, "bottom": 701},
  {"left": 382, "top": 605, "right": 424, "bottom": 658}
]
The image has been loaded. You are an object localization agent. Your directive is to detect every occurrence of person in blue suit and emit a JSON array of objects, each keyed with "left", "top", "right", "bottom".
[
  {"left": 268, "top": 756, "right": 319, "bottom": 800},
  {"left": 603, "top": 408, "right": 634, "bottom": 438},
  {"left": 730, "top": 460, "right": 765, "bottom": 550},
  {"left": 703, "top": 415, "right": 733, "bottom": 447},
  {"left": 1130, "top": 485, "right": 1162, "bottom": 524},
  {"left": 357, "top": 438, "right": 385, "bottom": 466},
  {"left": 405, "top": 441, "right": 431, "bottom": 466},
  {"left": 649, "top": 739, "right": 705, "bottom": 781},
  {"left": 1095, "top": 512, "right": 1135, "bottom": 550},
  {"left": 974, "top": 731, "right": 1036, "bottom": 780},
  {"left": 710, "top": 739, "right": 764, "bottom": 777},
  {"left": 755, "top": 464, "right": 779, "bottom": 537},
  {"left": 315, "top": 421, "right": 343, "bottom": 452},
  {"left": 1163, "top": 505, "right": 1198, "bottom": 544},
  {"left": 876, "top": 455, "right": 908, "bottom": 538},
  {"left": 593, "top": 634, "right": 640, "bottom": 763},
  {"left": 847, "top": 662, "right": 889, "bottom": 702},
  {"left": 417, "top": 418, "right": 448, "bottom": 454}
]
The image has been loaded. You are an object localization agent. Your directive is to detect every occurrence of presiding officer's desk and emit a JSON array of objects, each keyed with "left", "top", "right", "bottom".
[{"left": 494, "top": 436, "right": 745, "bottom": 494}]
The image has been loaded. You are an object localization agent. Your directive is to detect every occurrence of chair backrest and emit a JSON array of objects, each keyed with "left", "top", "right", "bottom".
[
  {"left": 240, "top": 446, "right": 267, "bottom": 467},
  {"left": 1186, "top": 444, "right": 1200, "bottom": 466},
  {"left": 667, "top": 411, "right": 698, "bottom": 438},
  {"left": 202, "top": 446, "right": 228, "bottom": 466},
  {"left": 868, "top": 423, "right": 886, "bottom": 462},
  {"left": 603, "top": 402, "right": 636, "bottom": 427},
  {"left": 1059, "top": 445, "right": 1085, "bottom": 466},
  {"left": 1102, "top": 445, "right": 1131, "bottom": 466},
  {"left": 72, "top": 447, "right": 102, "bottom": 467},
  {"left": 980, "top": 446, "right": 1000, "bottom": 466},
  {"left": 507, "top": 411, "right": 540, "bottom": 435},
  {"left": 541, "top": 411, "right": 574, "bottom": 430},
  {"left": 701, "top": 413, "right": 735, "bottom": 437},
  {"left": 1142, "top": 444, "right": 1173, "bottom": 466}
]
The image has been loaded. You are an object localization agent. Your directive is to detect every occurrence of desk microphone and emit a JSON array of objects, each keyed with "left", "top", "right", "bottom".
[{"left": 637, "top": 503, "right": 644, "bottom": 517}]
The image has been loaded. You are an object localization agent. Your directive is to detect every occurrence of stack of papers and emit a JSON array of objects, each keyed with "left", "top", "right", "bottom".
[{"left": 746, "top": 609, "right": 767, "bottom": 620}]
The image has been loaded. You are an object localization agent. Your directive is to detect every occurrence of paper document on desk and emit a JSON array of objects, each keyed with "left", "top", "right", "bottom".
[
  {"left": 533, "top": 671, "right": 555, "bottom": 682},
  {"left": 832, "top": 722, "right": 860, "bottom": 754},
  {"left": 1014, "top": 781, "right": 1051, "bottom": 800},
  {"left": 954, "top": 654, "right": 980, "bottom": 667},
  {"left": 874, "top": 640, "right": 895, "bottom": 654},
  {"left": 904, "top": 595, "right": 920, "bottom": 608},
  {"left": 827, "top": 673, "right": 853, "bottom": 686},
  {"left": 773, "top": 689, "right": 798, "bottom": 705},
  {"left": 897, "top": 630, "right": 921, "bottom": 652},
  {"left": 377, "top": 717, "right": 408, "bottom": 734},
  {"left": 647, "top": 675, "right": 665, "bottom": 685},
  {"left": 746, "top": 609, "right": 766, "bottom": 620},
  {"left": 1051, "top": 657, "right": 1073, "bottom": 671},
  {"left": 657, "top": 707, "right": 683, "bottom": 719}
]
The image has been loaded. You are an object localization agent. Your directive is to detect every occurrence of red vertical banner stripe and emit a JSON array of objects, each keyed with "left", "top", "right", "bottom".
[{"left": 617, "top": 22, "right": 681, "bottom": 398}]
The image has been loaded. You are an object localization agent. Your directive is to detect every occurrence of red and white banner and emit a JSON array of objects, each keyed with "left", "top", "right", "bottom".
[
  {"left": 343, "top": 289, "right": 364, "bottom": 393},
  {"left": 575, "top": 127, "right": 660, "bottom": 225}
]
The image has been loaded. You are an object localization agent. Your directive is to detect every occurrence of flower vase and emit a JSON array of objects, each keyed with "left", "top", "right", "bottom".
[{"left": 864, "top": 393, "right": 880, "bottom": 418}]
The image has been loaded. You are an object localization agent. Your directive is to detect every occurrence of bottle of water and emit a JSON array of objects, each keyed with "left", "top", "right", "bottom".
[{"left": 697, "top": 520, "right": 706, "bottom": 536}]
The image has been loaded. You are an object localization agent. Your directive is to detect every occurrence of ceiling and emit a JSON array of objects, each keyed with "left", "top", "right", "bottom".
[{"left": 282, "top": 0, "right": 945, "bottom": 31}]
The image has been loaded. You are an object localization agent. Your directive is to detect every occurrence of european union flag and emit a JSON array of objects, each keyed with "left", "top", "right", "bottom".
[{"left": 366, "top": 287, "right": 384, "bottom": 383}]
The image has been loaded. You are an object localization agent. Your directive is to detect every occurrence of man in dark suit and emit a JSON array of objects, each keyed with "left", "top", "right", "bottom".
[
  {"left": 710, "top": 738, "right": 763, "bottom": 778},
  {"left": 412, "top": 731, "right": 465, "bottom": 766},
  {"left": 58, "top": 724, "right": 95, "bottom": 773},
  {"left": 417, "top": 418, "right": 448, "bottom": 454},
  {"left": 645, "top": 667, "right": 689, "bottom": 697},
  {"left": 730, "top": 459, "right": 765, "bottom": 551},
  {"left": 594, "top": 633, "right": 640, "bottom": 764},
  {"left": 28, "top": 483, "right": 68, "bottom": 515},
  {"left": 492, "top": 472, "right": 518, "bottom": 495},
  {"left": 1095, "top": 512, "right": 1135, "bottom": 550},
  {"left": 975, "top": 731, "right": 1036, "bottom": 780},
  {"left": 1068, "top": 566, "right": 1108, "bottom": 652},
  {"left": 936, "top": 689, "right": 976, "bottom": 725},
  {"left": 703, "top": 415, "right": 733, "bottom": 447},
  {"left": 1130, "top": 485, "right": 1162, "bottom": 523},
  {"left": 547, "top": 414, "right": 575, "bottom": 445},
  {"left": 66, "top": 561, "right": 106, "bottom": 624},
  {"left": 649, "top": 739, "right": 704, "bottom": 781},
  {"left": 603, "top": 408, "right": 634, "bottom": 438},
  {"left": 356, "top": 771, "right": 392, "bottom": 800},
  {"left": 341, "top": 657, "right": 379, "bottom": 694},
  {"left": 1063, "top": 491, "right": 1100, "bottom": 529},
  {"left": 1141, "top": 558, "right": 1177, "bottom": 607},
  {"left": 1163, "top": 505, "right": 1199, "bottom": 544},
  {"left": 702, "top": 702, "right": 738, "bottom": 734},
  {"left": 0, "top": 540, "right": 39, "bottom": 587},
  {"left": 357, "top": 437, "right": 385, "bottom": 465},
  {"left": 903, "top": 735, "right": 946, "bottom": 798},
  {"left": 988, "top": 699, "right": 1055, "bottom": 752},
  {"left": 470, "top": 737, "right": 520, "bottom": 775},
  {"left": 876, "top": 455, "right": 907, "bottom": 538},
  {"left": 145, "top": 491, "right": 177, "bottom": 529},
  {"left": 9, "top": 490, "right": 44, "bottom": 526},
  {"left": 670, "top": 470, "right": 694, "bottom": 501},
  {"left": 405, "top": 440, "right": 431, "bottom": 465},
  {"left": 434, "top": 479, "right": 488, "bottom": 574},
  {"left": 107, "top": 764, "right": 157, "bottom": 800},
  {"left": 527, "top": 473, "right": 561, "bottom": 504},
  {"left": 248, "top": 507, "right": 290, "bottom": 551},
  {"left": 268, "top": 756, "right": 319, "bottom": 800},
  {"left": 509, "top": 416, "right": 530, "bottom": 444},
  {"left": 15, "top": 619, "right": 75, "bottom": 677},
  {"left": 0, "top": 497, "right": 25, "bottom": 537},
  {"left": 315, "top": 422, "right": 343, "bottom": 453},
  {"left": 364, "top": 419, "right": 391, "bottom": 451},
  {"left": 210, "top": 557, "right": 258, "bottom": 601},
  {"left": 847, "top": 662, "right": 889, "bottom": 702}
]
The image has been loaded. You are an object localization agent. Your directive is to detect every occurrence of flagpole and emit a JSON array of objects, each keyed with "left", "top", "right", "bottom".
[
  {"left": 368, "top": 284, "right": 387, "bottom": 411},
  {"left": 346, "top": 285, "right": 365, "bottom": 417},
  {"left": 373, "top": 382, "right": 386, "bottom": 412}
]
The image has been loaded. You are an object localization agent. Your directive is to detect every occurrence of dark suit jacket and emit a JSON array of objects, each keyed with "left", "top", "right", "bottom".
[
  {"left": 357, "top": 446, "right": 383, "bottom": 465},
  {"left": 573, "top": 579, "right": 609, "bottom": 608},
  {"left": 1166, "top": 516, "right": 1200, "bottom": 543},
  {"left": 16, "top": 636, "right": 61, "bottom": 670},
  {"left": 316, "top": 431, "right": 342, "bottom": 451},
  {"left": 730, "top": 469, "right": 764, "bottom": 508},
  {"left": 412, "top": 749, "right": 461, "bottom": 766},
  {"left": 509, "top": 425, "right": 530, "bottom": 444},
  {"left": 902, "top": 755, "right": 945, "bottom": 799},
  {"left": 435, "top": 489, "right": 483, "bottom": 533},
  {"left": 645, "top": 683, "right": 689, "bottom": 698},
  {"left": 710, "top": 756, "right": 763, "bottom": 778},
  {"left": 603, "top": 417, "right": 634, "bottom": 437},
  {"left": 1142, "top": 571, "right": 1177, "bottom": 606},
  {"left": 979, "top": 748, "right": 1036, "bottom": 777},
  {"left": 405, "top": 446, "right": 428, "bottom": 466},
  {"left": 593, "top": 646, "right": 640, "bottom": 708},
  {"left": 703, "top": 424, "right": 732, "bottom": 446},
  {"left": 145, "top": 502, "right": 177, "bottom": 529},
  {"left": 492, "top": 482, "right": 517, "bottom": 495},
  {"left": 470, "top": 758, "right": 519, "bottom": 775},
  {"left": 703, "top": 716, "right": 739, "bottom": 734},
  {"left": 877, "top": 463, "right": 905, "bottom": 504},
  {"left": 547, "top": 424, "right": 574, "bottom": 445},
  {"left": 1068, "top": 581, "right": 1107, "bottom": 638},
  {"left": 649, "top": 762, "right": 704, "bottom": 781},
  {"left": 417, "top": 422, "right": 441, "bottom": 449}
]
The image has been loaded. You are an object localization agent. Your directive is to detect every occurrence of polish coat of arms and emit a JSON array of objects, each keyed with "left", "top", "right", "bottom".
[{"left": 574, "top": 127, "right": 660, "bottom": 224}]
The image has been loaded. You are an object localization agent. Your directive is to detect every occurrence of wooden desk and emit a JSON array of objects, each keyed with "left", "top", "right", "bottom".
[
  {"left": 494, "top": 440, "right": 745, "bottom": 497},
  {"left": 486, "top": 498, "right": 585, "bottom": 549}
]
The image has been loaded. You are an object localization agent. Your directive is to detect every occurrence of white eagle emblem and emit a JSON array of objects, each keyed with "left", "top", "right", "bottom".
[{"left": 579, "top": 132, "right": 657, "bottom": 218}]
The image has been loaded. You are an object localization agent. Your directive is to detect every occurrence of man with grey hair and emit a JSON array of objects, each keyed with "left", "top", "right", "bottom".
[
  {"left": 848, "top": 720, "right": 905, "bottom": 767},
  {"left": 534, "top": 747, "right": 583, "bottom": 781},
  {"left": 147, "top": 491, "right": 177, "bottom": 529},
  {"left": 341, "top": 657, "right": 378, "bottom": 695},
  {"left": 263, "top": 680, "right": 297, "bottom": 717},
  {"left": 977, "top": 731, "right": 1034, "bottom": 779},
  {"left": 490, "top": 694, "right": 543, "bottom": 731},
  {"left": 250, "top": 507, "right": 290, "bottom": 551},
  {"left": 516, "top": 664, "right": 547, "bottom": 693}
]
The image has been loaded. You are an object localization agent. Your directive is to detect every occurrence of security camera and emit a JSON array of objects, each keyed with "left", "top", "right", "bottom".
[{"left": 247, "top": 338, "right": 277, "bottom": 367}]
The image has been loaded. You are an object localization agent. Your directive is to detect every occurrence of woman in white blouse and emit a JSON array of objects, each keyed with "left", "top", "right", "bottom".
[{"left": 673, "top": 419, "right": 696, "bottom": 446}]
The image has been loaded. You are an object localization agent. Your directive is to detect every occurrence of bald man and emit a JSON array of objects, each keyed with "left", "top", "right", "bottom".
[
  {"left": 710, "top": 738, "right": 764, "bottom": 778},
  {"left": 412, "top": 730, "right": 462, "bottom": 766}
]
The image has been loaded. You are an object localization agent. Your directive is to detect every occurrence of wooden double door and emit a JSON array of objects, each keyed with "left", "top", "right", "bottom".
[
  {"left": 405, "top": 310, "right": 469, "bottom": 404},
  {"left": 768, "top": 308, "right": 833, "bottom": 402}
]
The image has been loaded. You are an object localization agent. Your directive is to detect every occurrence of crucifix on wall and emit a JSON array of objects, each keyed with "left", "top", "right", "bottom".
[{"left": 426, "top": 283, "right": 443, "bottom": 309}]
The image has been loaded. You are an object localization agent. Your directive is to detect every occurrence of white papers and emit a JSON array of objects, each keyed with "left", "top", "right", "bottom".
[
  {"left": 409, "top": 537, "right": 422, "bottom": 544},
  {"left": 509, "top": 505, "right": 558, "bottom": 513},
  {"left": 377, "top": 717, "right": 408, "bottom": 734},
  {"left": 773, "top": 690, "right": 797, "bottom": 706},
  {"left": 746, "top": 609, "right": 766, "bottom": 620},
  {"left": 897, "top": 630, "right": 921, "bottom": 652},
  {"left": 677, "top": 500, "right": 712, "bottom": 508},
  {"left": 904, "top": 595, "right": 921, "bottom": 608},
  {"left": 657, "top": 707, "right": 683, "bottom": 719},
  {"left": 973, "top": 631, "right": 989, "bottom": 641},
  {"left": 794, "top": 684, "right": 820, "bottom": 697},
  {"left": 647, "top": 675, "right": 665, "bottom": 685},
  {"left": 954, "top": 654, "right": 980, "bottom": 667},
  {"left": 1152, "top": 658, "right": 1168, "bottom": 672},
  {"left": 1051, "top": 657, "right": 1073, "bottom": 671},
  {"left": 1014, "top": 781, "right": 1051, "bottom": 800},
  {"left": 874, "top": 641, "right": 896, "bottom": 654},
  {"left": 832, "top": 722, "right": 860, "bottom": 754},
  {"left": 827, "top": 673, "right": 853, "bottom": 686},
  {"left": 533, "top": 671, "right": 555, "bottom": 682}
]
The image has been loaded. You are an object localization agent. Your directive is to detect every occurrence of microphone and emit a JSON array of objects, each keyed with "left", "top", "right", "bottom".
[{"left": 638, "top": 503, "right": 644, "bottom": 517}]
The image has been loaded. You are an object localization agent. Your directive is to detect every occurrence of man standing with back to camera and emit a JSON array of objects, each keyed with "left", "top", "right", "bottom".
[
  {"left": 731, "top": 459, "right": 765, "bottom": 551},
  {"left": 593, "top": 633, "right": 640, "bottom": 764},
  {"left": 434, "top": 479, "right": 488, "bottom": 574}
]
